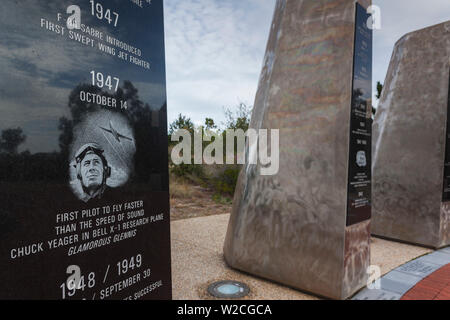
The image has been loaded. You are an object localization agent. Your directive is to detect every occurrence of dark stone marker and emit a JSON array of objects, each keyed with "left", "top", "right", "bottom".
[
  {"left": 0, "top": 0, "right": 171, "bottom": 299},
  {"left": 347, "top": 3, "right": 373, "bottom": 226}
]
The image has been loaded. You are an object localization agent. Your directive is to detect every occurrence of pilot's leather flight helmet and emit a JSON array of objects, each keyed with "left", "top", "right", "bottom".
[{"left": 74, "top": 143, "right": 112, "bottom": 184}]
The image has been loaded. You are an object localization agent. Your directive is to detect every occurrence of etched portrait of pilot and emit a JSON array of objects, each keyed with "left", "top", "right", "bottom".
[
  {"left": 69, "top": 110, "right": 136, "bottom": 202},
  {"left": 74, "top": 143, "right": 111, "bottom": 203}
]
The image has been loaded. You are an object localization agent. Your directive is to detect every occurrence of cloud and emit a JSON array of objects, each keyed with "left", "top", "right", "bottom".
[
  {"left": 0, "top": 0, "right": 126, "bottom": 153},
  {"left": 164, "top": 0, "right": 276, "bottom": 126},
  {"left": 164, "top": 0, "right": 449, "bottom": 119},
  {"left": 372, "top": 0, "right": 450, "bottom": 108}
]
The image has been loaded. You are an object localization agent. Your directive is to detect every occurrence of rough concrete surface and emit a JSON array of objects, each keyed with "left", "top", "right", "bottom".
[
  {"left": 224, "top": 0, "right": 372, "bottom": 300},
  {"left": 372, "top": 21, "right": 450, "bottom": 248},
  {"left": 172, "top": 214, "right": 431, "bottom": 300}
]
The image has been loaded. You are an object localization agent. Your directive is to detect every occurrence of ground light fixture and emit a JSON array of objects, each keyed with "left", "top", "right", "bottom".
[{"left": 207, "top": 281, "right": 250, "bottom": 299}]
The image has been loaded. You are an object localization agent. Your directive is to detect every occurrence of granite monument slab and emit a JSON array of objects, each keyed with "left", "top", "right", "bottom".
[{"left": 0, "top": 0, "right": 171, "bottom": 299}]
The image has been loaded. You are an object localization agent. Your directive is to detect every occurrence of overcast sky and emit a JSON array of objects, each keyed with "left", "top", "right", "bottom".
[
  {"left": 373, "top": 0, "right": 450, "bottom": 108},
  {"left": 164, "top": 0, "right": 450, "bottom": 125}
]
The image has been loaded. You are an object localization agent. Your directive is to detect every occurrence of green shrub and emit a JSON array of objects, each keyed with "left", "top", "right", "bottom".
[
  {"left": 213, "top": 166, "right": 241, "bottom": 196},
  {"left": 171, "top": 163, "right": 204, "bottom": 179},
  {"left": 212, "top": 193, "right": 233, "bottom": 205}
]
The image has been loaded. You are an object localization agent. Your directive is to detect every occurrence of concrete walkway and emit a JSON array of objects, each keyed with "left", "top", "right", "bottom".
[{"left": 171, "top": 214, "right": 435, "bottom": 300}]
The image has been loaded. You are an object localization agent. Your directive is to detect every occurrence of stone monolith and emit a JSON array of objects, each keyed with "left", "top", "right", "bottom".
[
  {"left": 372, "top": 22, "right": 450, "bottom": 248},
  {"left": 224, "top": 0, "right": 373, "bottom": 300}
]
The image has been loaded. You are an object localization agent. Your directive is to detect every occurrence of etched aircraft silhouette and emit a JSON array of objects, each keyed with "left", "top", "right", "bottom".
[{"left": 99, "top": 121, "right": 133, "bottom": 143}]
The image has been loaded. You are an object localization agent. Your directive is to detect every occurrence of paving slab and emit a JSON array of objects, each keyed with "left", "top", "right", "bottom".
[
  {"left": 401, "top": 264, "right": 450, "bottom": 300},
  {"left": 379, "top": 271, "right": 422, "bottom": 294},
  {"left": 354, "top": 248, "right": 450, "bottom": 300},
  {"left": 396, "top": 260, "right": 441, "bottom": 278},
  {"left": 352, "top": 288, "right": 402, "bottom": 300},
  {"left": 421, "top": 252, "right": 450, "bottom": 266}
]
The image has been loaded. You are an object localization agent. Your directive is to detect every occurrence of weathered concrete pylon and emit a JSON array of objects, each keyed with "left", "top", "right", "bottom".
[
  {"left": 372, "top": 22, "right": 450, "bottom": 248},
  {"left": 224, "top": 0, "right": 373, "bottom": 299}
]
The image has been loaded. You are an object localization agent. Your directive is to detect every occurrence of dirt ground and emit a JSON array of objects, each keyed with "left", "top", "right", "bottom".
[{"left": 170, "top": 185, "right": 232, "bottom": 221}]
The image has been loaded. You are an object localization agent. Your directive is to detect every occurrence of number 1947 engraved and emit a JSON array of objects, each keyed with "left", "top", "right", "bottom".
[
  {"left": 90, "top": 0, "right": 119, "bottom": 27},
  {"left": 91, "top": 70, "right": 120, "bottom": 92}
]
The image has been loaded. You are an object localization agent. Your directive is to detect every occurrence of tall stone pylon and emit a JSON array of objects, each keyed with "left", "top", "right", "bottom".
[
  {"left": 372, "top": 22, "right": 450, "bottom": 248},
  {"left": 224, "top": 0, "right": 373, "bottom": 300}
]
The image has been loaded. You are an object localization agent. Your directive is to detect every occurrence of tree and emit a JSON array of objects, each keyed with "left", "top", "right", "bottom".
[
  {"left": 223, "top": 103, "right": 252, "bottom": 131},
  {"left": 376, "top": 81, "right": 383, "bottom": 100},
  {"left": 0, "top": 128, "right": 26, "bottom": 154},
  {"left": 371, "top": 81, "right": 384, "bottom": 116},
  {"left": 169, "top": 114, "right": 194, "bottom": 136},
  {"left": 204, "top": 118, "right": 217, "bottom": 130}
]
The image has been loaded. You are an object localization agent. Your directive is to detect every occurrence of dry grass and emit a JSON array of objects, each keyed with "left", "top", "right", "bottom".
[
  {"left": 169, "top": 175, "right": 202, "bottom": 199},
  {"left": 169, "top": 174, "right": 232, "bottom": 221}
]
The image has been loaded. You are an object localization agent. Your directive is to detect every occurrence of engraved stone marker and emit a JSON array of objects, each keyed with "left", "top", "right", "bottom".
[
  {"left": 372, "top": 22, "right": 450, "bottom": 248},
  {"left": 0, "top": 0, "right": 171, "bottom": 299},
  {"left": 224, "top": 0, "right": 372, "bottom": 300}
]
